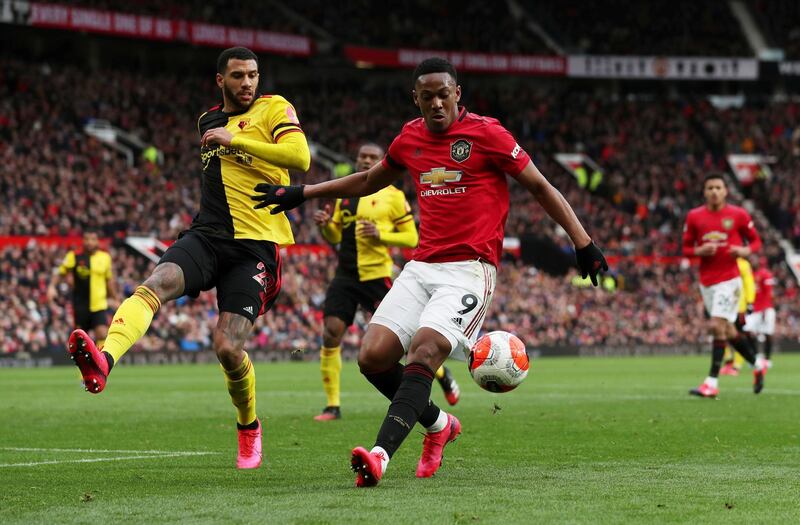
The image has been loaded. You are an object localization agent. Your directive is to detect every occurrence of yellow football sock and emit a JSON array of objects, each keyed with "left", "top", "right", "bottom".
[
  {"left": 103, "top": 286, "right": 160, "bottom": 363},
  {"left": 722, "top": 346, "right": 734, "bottom": 363},
  {"left": 320, "top": 346, "right": 341, "bottom": 407},
  {"left": 223, "top": 352, "right": 257, "bottom": 426},
  {"left": 435, "top": 366, "right": 445, "bottom": 380},
  {"left": 733, "top": 351, "right": 745, "bottom": 370}
]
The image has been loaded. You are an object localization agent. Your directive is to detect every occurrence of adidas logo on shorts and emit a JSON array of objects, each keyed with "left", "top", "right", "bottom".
[{"left": 243, "top": 306, "right": 254, "bottom": 315}]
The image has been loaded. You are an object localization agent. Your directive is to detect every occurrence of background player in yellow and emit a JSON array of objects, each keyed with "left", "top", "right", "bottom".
[
  {"left": 64, "top": 47, "right": 310, "bottom": 470},
  {"left": 48, "top": 230, "right": 118, "bottom": 348},
  {"left": 720, "top": 257, "right": 756, "bottom": 376},
  {"left": 312, "top": 143, "right": 461, "bottom": 421}
]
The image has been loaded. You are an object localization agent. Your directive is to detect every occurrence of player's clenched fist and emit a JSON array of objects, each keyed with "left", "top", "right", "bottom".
[
  {"left": 575, "top": 241, "right": 608, "bottom": 286},
  {"left": 200, "top": 127, "right": 233, "bottom": 147},
  {"left": 251, "top": 184, "right": 306, "bottom": 214}
]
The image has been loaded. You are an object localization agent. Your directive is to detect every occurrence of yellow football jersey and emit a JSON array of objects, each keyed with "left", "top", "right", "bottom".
[
  {"left": 324, "top": 185, "right": 416, "bottom": 281},
  {"left": 59, "top": 249, "right": 113, "bottom": 313},
  {"left": 195, "top": 95, "right": 303, "bottom": 244},
  {"left": 737, "top": 257, "right": 755, "bottom": 313}
]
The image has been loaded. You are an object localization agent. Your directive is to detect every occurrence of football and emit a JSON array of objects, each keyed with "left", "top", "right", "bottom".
[{"left": 468, "top": 331, "right": 529, "bottom": 392}]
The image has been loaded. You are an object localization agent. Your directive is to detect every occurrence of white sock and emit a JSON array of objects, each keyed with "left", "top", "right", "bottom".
[
  {"left": 704, "top": 376, "right": 718, "bottom": 389},
  {"left": 755, "top": 354, "right": 766, "bottom": 370},
  {"left": 370, "top": 446, "right": 389, "bottom": 474},
  {"left": 426, "top": 409, "right": 448, "bottom": 433}
]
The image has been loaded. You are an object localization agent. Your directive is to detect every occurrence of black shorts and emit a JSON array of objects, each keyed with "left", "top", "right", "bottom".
[
  {"left": 322, "top": 276, "right": 392, "bottom": 326},
  {"left": 74, "top": 309, "right": 108, "bottom": 331},
  {"left": 158, "top": 230, "right": 282, "bottom": 323}
]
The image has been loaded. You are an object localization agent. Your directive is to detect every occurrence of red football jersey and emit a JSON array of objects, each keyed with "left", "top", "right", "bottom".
[
  {"left": 682, "top": 204, "right": 761, "bottom": 286},
  {"left": 753, "top": 267, "right": 775, "bottom": 312},
  {"left": 382, "top": 108, "right": 530, "bottom": 266}
]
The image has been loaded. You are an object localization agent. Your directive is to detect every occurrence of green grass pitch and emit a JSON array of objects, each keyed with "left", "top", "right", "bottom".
[{"left": 1, "top": 355, "right": 799, "bottom": 524}]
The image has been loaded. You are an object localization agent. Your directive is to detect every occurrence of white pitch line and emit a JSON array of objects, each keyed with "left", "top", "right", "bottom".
[
  {"left": 0, "top": 451, "right": 218, "bottom": 468},
  {"left": 0, "top": 447, "right": 216, "bottom": 455}
]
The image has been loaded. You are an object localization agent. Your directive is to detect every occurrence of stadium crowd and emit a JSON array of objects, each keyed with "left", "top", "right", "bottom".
[
  {"left": 2, "top": 52, "right": 800, "bottom": 357},
  {"left": 4, "top": 238, "right": 799, "bottom": 356}
]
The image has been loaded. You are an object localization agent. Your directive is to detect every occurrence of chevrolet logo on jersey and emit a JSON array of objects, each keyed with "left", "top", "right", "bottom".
[{"left": 420, "top": 167, "right": 462, "bottom": 188}]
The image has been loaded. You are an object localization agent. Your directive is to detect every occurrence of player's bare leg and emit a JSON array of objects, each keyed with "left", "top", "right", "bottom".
[
  {"left": 315, "top": 316, "right": 346, "bottom": 421},
  {"left": 68, "top": 263, "right": 182, "bottom": 393},
  {"left": 214, "top": 312, "right": 262, "bottom": 469}
]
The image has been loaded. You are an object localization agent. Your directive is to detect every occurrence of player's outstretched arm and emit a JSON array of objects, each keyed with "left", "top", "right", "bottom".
[
  {"left": 252, "top": 162, "right": 401, "bottom": 215},
  {"left": 516, "top": 161, "right": 608, "bottom": 285},
  {"left": 200, "top": 127, "right": 311, "bottom": 172}
]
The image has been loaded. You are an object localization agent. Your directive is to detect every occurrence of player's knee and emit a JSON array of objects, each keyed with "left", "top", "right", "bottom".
[
  {"left": 357, "top": 338, "right": 398, "bottom": 374},
  {"left": 407, "top": 340, "right": 447, "bottom": 370},
  {"left": 357, "top": 345, "right": 381, "bottom": 374},
  {"left": 212, "top": 328, "right": 245, "bottom": 368},
  {"left": 142, "top": 263, "right": 185, "bottom": 303},
  {"left": 322, "top": 318, "right": 345, "bottom": 348}
]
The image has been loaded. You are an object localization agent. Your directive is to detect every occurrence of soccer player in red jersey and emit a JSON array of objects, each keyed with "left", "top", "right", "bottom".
[
  {"left": 252, "top": 57, "right": 607, "bottom": 487},
  {"left": 683, "top": 174, "right": 766, "bottom": 398},
  {"left": 744, "top": 256, "right": 777, "bottom": 368}
]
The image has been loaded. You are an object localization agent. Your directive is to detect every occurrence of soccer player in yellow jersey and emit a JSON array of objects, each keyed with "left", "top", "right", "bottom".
[
  {"left": 66, "top": 47, "right": 310, "bottom": 469},
  {"left": 720, "top": 257, "right": 757, "bottom": 376},
  {"left": 48, "top": 230, "right": 118, "bottom": 347},
  {"left": 312, "top": 143, "right": 461, "bottom": 421}
]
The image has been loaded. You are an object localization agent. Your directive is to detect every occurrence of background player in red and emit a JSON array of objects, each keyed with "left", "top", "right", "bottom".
[
  {"left": 744, "top": 256, "right": 777, "bottom": 368},
  {"left": 683, "top": 174, "right": 766, "bottom": 398},
  {"left": 252, "top": 57, "right": 607, "bottom": 487}
]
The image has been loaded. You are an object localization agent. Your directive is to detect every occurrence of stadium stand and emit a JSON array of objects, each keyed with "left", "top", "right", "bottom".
[{"left": 524, "top": 0, "right": 752, "bottom": 56}]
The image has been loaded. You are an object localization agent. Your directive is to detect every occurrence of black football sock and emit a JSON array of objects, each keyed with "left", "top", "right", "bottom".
[
  {"left": 374, "top": 363, "right": 435, "bottom": 458},
  {"left": 728, "top": 334, "right": 756, "bottom": 366},
  {"left": 363, "top": 363, "right": 403, "bottom": 399},
  {"left": 363, "top": 363, "right": 441, "bottom": 428},
  {"left": 709, "top": 339, "right": 726, "bottom": 378},
  {"left": 236, "top": 419, "right": 259, "bottom": 430},
  {"left": 103, "top": 351, "right": 115, "bottom": 372},
  {"left": 764, "top": 336, "right": 773, "bottom": 359}
]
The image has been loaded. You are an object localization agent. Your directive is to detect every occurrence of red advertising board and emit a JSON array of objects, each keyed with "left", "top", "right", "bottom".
[
  {"left": 26, "top": 2, "right": 312, "bottom": 55},
  {"left": 345, "top": 45, "right": 565, "bottom": 76}
]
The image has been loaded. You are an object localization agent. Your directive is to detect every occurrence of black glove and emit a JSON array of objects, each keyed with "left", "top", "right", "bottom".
[
  {"left": 575, "top": 241, "right": 608, "bottom": 287},
  {"left": 251, "top": 184, "right": 306, "bottom": 214}
]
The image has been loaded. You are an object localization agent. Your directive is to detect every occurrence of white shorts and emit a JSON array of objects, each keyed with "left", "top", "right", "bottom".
[
  {"left": 700, "top": 277, "right": 742, "bottom": 323},
  {"left": 370, "top": 259, "right": 497, "bottom": 358},
  {"left": 744, "top": 307, "right": 776, "bottom": 335}
]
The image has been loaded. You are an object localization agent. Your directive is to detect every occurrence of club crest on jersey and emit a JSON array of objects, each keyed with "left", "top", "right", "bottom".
[
  {"left": 450, "top": 139, "right": 472, "bottom": 163},
  {"left": 722, "top": 218, "right": 734, "bottom": 230},
  {"left": 238, "top": 118, "right": 250, "bottom": 130},
  {"left": 420, "top": 167, "right": 462, "bottom": 187}
]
